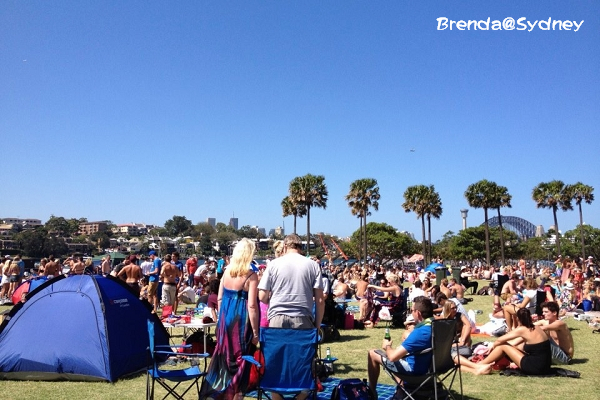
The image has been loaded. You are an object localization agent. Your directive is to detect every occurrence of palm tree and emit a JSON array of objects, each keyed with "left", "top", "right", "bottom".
[
  {"left": 345, "top": 178, "right": 380, "bottom": 264},
  {"left": 532, "top": 180, "right": 573, "bottom": 257},
  {"left": 490, "top": 184, "right": 512, "bottom": 267},
  {"left": 567, "top": 182, "right": 594, "bottom": 259},
  {"left": 465, "top": 179, "right": 497, "bottom": 266},
  {"left": 425, "top": 186, "right": 442, "bottom": 261},
  {"left": 281, "top": 195, "right": 306, "bottom": 235},
  {"left": 289, "top": 174, "right": 328, "bottom": 255},
  {"left": 402, "top": 185, "right": 429, "bottom": 264}
]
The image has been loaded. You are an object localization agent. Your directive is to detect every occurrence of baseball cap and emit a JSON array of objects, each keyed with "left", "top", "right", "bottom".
[
  {"left": 149, "top": 251, "right": 156, "bottom": 256},
  {"left": 404, "top": 315, "right": 416, "bottom": 325}
]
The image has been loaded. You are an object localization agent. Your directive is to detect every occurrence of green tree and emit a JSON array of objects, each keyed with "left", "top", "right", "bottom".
[
  {"left": 289, "top": 174, "right": 328, "bottom": 255},
  {"left": 402, "top": 185, "right": 430, "bottom": 264},
  {"left": 164, "top": 216, "right": 193, "bottom": 237},
  {"left": 567, "top": 182, "right": 594, "bottom": 259},
  {"left": 350, "top": 222, "right": 416, "bottom": 261},
  {"left": 281, "top": 195, "right": 306, "bottom": 235},
  {"left": 345, "top": 178, "right": 380, "bottom": 264},
  {"left": 45, "top": 215, "right": 71, "bottom": 236},
  {"left": 532, "top": 180, "right": 572, "bottom": 256},
  {"left": 15, "top": 228, "right": 47, "bottom": 257},
  {"left": 465, "top": 179, "right": 498, "bottom": 266}
]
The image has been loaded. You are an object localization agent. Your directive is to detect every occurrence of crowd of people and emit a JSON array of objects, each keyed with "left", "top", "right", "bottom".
[{"left": 2, "top": 245, "right": 597, "bottom": 399}]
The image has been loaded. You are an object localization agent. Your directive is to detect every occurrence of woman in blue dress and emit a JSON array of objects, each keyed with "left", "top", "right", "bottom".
[{"left": 200, "top": 238, "right": 260, "bottom": 400}]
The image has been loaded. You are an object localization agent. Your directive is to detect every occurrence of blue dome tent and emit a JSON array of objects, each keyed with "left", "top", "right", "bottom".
[{"left": 0, "top": 274, "right": 169, "bottom": 382}]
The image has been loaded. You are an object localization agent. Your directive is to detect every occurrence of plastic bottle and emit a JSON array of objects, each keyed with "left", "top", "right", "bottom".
[{"left": 326, "top": 347, "right": 331, "bottom": 360}]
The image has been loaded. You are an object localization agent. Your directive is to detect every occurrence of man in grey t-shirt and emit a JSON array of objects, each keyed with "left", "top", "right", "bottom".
[{"left": 258, "top": 234, "right": 325, "bottom": 330}]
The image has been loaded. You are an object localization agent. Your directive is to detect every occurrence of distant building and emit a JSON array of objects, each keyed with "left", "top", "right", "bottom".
[
  {"left": 207, "top": 218, "right": 216, "bottom": 228},
  {"left": 257, "top": 227, "right": 266, "bottom": 236},
  {"left": 113, "top": 223, "right": 148, "bottom": 236},
  {"left": 1, "top": 218, "right": 42, "bottom": 229},
  {"left": 535, "top": 225, "right": 545, "bottom": 237},
  {"left": 79, "top": 221, "right": 109, "bottom": 236},
  {"left": 274, "top": 226, "right": 284, "bottom": 236},
  {"left": 229, "top": 218, "right": 239, "bottom": 230}
]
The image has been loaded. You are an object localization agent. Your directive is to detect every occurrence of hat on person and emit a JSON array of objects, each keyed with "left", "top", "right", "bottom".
[
  {"left": 460, "top": 266, "right": 467, "bottom": 270},
  {"left": 588, "top": 256, "right": 594, "bottom": 259},
  {"left": 404, "top": 315, "right": 416, "bottom": 326},
  {"left": 564, "top": 282, "right": 574, "bottom": 290},
  {"left": 148, "top": 250, "right": 156, "bottom": 256},
  {"left": 4, "top": 255, "right": 10, "bottom": 259}
]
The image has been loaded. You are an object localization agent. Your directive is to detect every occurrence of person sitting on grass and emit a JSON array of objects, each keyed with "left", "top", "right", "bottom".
[
  {"left": 479, "top": 308, "right": 551, "bottom": 375},
  {"left": 502, "top": 277, "right": 538, "bottom": 332},
  {"left": 533, "top": 301, "right": 574, "bottom": 365},
  {"left": 366, "top": 296, "right": 434, "bottom": 399}
]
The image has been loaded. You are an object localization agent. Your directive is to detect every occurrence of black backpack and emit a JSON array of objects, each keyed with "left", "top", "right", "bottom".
[{"left": 331, "top": 378, "right": 375, "bottom": 400}]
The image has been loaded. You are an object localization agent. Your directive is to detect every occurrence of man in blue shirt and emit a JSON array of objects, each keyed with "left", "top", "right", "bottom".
[
  {"left": 367, "top": 296, "right": 434, "bottom": 399},
  {"left": 148, "top": 251, "right": 161, "bottom": 312}
]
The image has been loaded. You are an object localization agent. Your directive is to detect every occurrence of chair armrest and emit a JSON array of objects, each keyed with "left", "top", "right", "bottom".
[{"left": 241, "top": 355, "right": 261, "bottom": 368}]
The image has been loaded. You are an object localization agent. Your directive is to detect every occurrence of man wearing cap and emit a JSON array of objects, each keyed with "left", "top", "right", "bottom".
[
  {"left": 258, "top": 234, "right": 325, "bottom": 330},
  {"left": 460, "top": 266, "right": 478, "bottom": 295},
  {"left": 148, "top": 251, "right": 161, "bottom": 312}
]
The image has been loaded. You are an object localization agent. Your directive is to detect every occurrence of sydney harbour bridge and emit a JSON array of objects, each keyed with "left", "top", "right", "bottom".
[{"left": 484, "top": 216, "right": 537, "bottom": 239}]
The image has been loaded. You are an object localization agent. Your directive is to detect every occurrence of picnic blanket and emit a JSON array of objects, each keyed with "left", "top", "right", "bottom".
[{"left": 245, "top": 377, "right": 397, "bottom": 400}]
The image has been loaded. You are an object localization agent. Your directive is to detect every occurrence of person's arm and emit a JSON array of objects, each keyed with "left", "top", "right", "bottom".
[
  {"left": 458, "top": 313, "right": 471, "bottom": 346},
  {"left": 487, "top": 327, "right": 526, "bottom": 350},
  {"left": 314, "top": 288, "right": 325, "bottom": 327},
  {"left": 367, "top": 284, "right": 395, "bottom": 293},
  {"left": 382, "top": 340, "right": 409, "bottom": 362},
  {"left": 539, "top": 319, "right": 565, "bottom": 332},
  {"left": 247, "top": 274, "right": 260, "bottom": 344}
]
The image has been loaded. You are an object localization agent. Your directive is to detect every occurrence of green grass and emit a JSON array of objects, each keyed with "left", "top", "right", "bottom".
[{"left": 1, "top": 283, "right": 600, "bottom": 399}]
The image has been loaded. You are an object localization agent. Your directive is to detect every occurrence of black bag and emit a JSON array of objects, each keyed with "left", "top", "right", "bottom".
[
  {"left": 331, "top": 378, "right": 375, "bottom": 400},
  {"left": 180, "top": 330, "right": 215, "bottom": 356}
]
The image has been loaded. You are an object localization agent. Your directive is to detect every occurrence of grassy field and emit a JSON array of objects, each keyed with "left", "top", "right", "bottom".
[{"left": 1, "top": 282, "right": 599, "bottom": 399}]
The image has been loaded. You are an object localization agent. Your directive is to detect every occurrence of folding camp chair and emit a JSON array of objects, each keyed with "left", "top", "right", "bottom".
[
  {"left": 385, "top": 319, "right": 463, "bottom": 400},
  {"left": 253, "top": 327, "right": 319, "bottom": 400},
  {"left": 146, "top": 319, "right": 208, "bottom": 400}
]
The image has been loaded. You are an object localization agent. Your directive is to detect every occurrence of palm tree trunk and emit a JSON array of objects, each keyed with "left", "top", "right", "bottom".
[
  {"left": 484, "top": 208, "right": 491, "bottom": 266},
  {"left": 359, "top": 216, "right": 364, "bottom": 263},
  {"left": 553, "top": 206, "right": 561, "bottom": 256},
  {"left": 579, "top": 203, "right": 585, "bottom": 260},
  {"left": 364, "top": 213, "right": 368, "bottom": 266},
  {"left": 306, "top": 206, "right": 311, "bottom": 256},
  {"left": 293, "top": 215, "right": 297, "bottom": 235},
  {"left": 427, "top": 214, "right": 432, "bottom": 263},
  {"left": 497, "top": 207, "right": 506, "bottom": 267},
  {"left": 421, "top": 215, "right": 427, "bottom": 265}
]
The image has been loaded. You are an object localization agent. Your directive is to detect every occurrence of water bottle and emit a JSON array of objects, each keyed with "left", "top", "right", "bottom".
[
  {"left": 384, "top": 328, "right": 391, "bottom": 341},
  {"left": 326, "top": 347, "right": 331, "bottom": 360}
]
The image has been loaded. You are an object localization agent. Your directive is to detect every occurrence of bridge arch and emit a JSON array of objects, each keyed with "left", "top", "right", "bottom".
[{"left": 484, "top": 216, "right": 536, "bottom": 239}]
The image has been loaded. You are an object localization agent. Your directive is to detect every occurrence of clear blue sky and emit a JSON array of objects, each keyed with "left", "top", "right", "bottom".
[{"left": 2, "top": 1, "right": 599, "bottom": 241}]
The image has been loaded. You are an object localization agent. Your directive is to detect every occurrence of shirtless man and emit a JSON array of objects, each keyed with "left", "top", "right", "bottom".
[
  {"left": 44, "top": 255, "right": 59, "bottom": 278},
  {"left": 333, "top": 276, "right": 351, "bottom": 299},
  {"left": 118, "top": 260, "right": 143, "bottom": 298},
  {"left": 71, "top": 257, "right": 85, "bottom": 275},
  {"left": 536, "top": 301, "right": 574, "bottom": 365},
  {"left": 440, "top": 278, "right": 453, "bottom": 298},
  {"left": 500, "top": 273, "right": 519, "bottom": 301},
  {"left": 160, "top": 254, "right": 182, "bottom": 308},
  {"left": 101, "top": 255, "right": 112, "bottom": 276},
  {"left": 449, "top": 278, "right": 469, "bottom": 304}
]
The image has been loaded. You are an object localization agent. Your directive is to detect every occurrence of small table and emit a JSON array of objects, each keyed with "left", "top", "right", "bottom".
[{"left": 179, "top": 321, "right": 218, "bottom": 354}]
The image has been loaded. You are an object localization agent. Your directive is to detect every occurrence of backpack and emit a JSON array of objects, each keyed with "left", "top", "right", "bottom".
[
  {"left": 178, "top": 329, "right": 215, "bottom": 356},
  {"left": 477, "top": 286, "right": 490, "bottom": 296},
  {"left": 330, "top": 378, "right": 375, "bottom": 400}
]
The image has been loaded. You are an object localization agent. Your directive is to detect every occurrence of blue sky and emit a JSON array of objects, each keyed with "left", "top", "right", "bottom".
[{"left": 1, "top": 1, "right": 599, "bottom": 241}]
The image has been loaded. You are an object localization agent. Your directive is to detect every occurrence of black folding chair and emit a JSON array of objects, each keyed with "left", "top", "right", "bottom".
[{"left": 386, "top": 319, "right": 463, "bottom": 400}]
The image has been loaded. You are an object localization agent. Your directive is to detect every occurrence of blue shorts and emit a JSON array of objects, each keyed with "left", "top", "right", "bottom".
[{"left": 375, "top": 349, "right": 413, "bottom": 375}]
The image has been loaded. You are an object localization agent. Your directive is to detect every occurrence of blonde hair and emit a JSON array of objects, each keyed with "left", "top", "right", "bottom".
[
  {"left": 387, "top": 274, "right": 399, "bottom": 284},
  {"left": 273, "top": 240, "right": 284, "bottom": 258},
  {"left": 442, "top": 301, "right": 455, "bottom": 318},
  {"left": 228, "top": 238, "right": 256, "bottom": 278}
]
